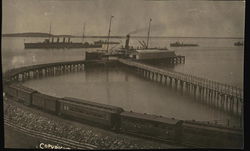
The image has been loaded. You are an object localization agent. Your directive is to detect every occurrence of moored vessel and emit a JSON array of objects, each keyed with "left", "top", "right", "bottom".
[
  {"left": 170, "top": 41, "right": 199, "bottom": 47},
  {"left": 24, "top": 37, "right": 102, "bottom": 49},
  {"left": 94, "top": 40, "right": 120, "bottom": 45},
  {"left": 24, "top": 23, "right": 102, "bottom": 49},
  {"left": 234, "top": 41, "right": 243, "bottom": 46}
]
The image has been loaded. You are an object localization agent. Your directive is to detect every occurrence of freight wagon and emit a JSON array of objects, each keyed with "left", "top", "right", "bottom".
[
  {"left": 181, "top": 122, "right": 243, "bottom": 148},
  {"left": 58, "top": 97, "right": 123, "bottom": 129},
  {"left": 119, "top": 111, "right": 183, "bottom": 143},
  {"left": 4, "top": 84, "right": 19, "bottom": 101},
  {"left": 32, "top": 92, "right": 60, "bottom": 113},
  {"left": 15, "top": 85, "right": 37, "bottom": 106}
]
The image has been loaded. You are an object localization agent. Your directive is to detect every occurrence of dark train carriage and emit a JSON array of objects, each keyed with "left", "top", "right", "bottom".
[
  {"left": 120, "top": 111, "right": 183, "bottom": 143},
  {"left": 62, "top": 97, "right": 124, "bottom": 113},
  {"left": 32, "top": 92, "right": 59, "bottom": 113},
  {"left": 16, "top": 85, "right": 37, "bottom": 106},
  {"left": 4, "top": 84, "right": 19, "bottom": 101},
  {"left": 58, "top": 97, "right": 123, "bottom": 129},
  {"left": 32, "top": 93, "right": 44, "bottom": 109},
  {"left": 182, "top": 122, "right": 243, "bottom": 148},
  {"left": 2, "top": 78, "right": 13, "bottom": 92}
]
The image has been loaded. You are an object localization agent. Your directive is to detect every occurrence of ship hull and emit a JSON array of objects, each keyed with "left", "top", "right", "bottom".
[
  {"left": 24, "top": 42, "right": 102, "bottom": 49},
  {"left": 170, "top": 44, "right": 198, "bottom": 47}
]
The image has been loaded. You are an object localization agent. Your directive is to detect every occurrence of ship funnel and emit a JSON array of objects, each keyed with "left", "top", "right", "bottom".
[
  {"left": 52, "top": 37, "right": 54, "bottom": 43},
  {"left": 63, "top": 37, "right": 65, "bottom": 43},
  {"left": 125, "top": 34, "right": 130, "bottom": 50},
  {"left": 68, "top": 37, "right": 71, "bottom": 43},
  {"left": 57, "top": 37, "right": 60, "bottom": 43}
]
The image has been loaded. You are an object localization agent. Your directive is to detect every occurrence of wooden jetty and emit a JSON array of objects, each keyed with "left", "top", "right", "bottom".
[
  {"left": 118, "top": 58, "right": 243, "bottom": 117},
  {"left": 4, "top": 58, "right": 243, "bottom": 119}
]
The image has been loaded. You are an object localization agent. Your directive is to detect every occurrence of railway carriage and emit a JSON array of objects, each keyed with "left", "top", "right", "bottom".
[
  {"left": 16, "top": 85, "right": 37, "bottom": 106},
  {"left": 32, "top": 92, "right": 60, "bottom": 113},
  {"left": 120, "top": 111, "right": 183, "bottom": 143},
  {"left": 4, "top": 84, "right": 19, "bottom": 101},
  {"left": 58, "top": 97, "right": 123, "bottom": 129},
  {"left": 181, "top": 122, "right": 243, "bottom": 148},
  {"left": 2, "top": 78, "right": 12, "bottom": 92}
]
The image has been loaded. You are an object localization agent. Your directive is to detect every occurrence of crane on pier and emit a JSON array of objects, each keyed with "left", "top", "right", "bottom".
[
  {"left": 106, "top": 15, "right": 114, "bottom": 54},
  {"left": 82, "top": 23, "right": 86, "bottom": 43},
  {"left": 146, "top": 18, "right": 152, "bottom": 49}
]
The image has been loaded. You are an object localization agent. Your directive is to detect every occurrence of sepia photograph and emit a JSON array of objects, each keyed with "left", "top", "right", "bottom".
[{"left": 2, "top": 0, "right": 245, "bottom": 149}]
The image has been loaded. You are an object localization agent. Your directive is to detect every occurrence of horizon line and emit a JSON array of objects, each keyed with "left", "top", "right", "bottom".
[{"left": 2, "top": 33, "right": 244, "bottom": 39}]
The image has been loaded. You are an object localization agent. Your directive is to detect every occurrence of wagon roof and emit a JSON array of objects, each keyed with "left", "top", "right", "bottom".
[
  {"left": 121, "top": 111, "right": 180, "bottom": 125},
  {"left": 9, "top": 84, "right": 21, "bottom": 89},
  {"left": 9, "top": 84, "right": 37, "bottom": 92},
  {"left": 17, "top": 85, "right": 37, "bottom": 92},
  {"left": 60, "top": 99, "right": 118, "bottom": 114},
  {"left": 61, "top": 97, "right": 124, "bottom": 113},
  {"left": 34, "top": 92, "right": 60, "bottom": 100}
]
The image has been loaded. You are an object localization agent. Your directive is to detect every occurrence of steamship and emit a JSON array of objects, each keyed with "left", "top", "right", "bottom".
[
  {"left": 94, "top": 40, "right": 120, "bottom": 45},
  {"left": 234, "top": 41, "right": 243, "bottom": 46},
  {"left": 170, "top": 41, "right": 199, "bottom": 47},
  {"left": 86, "top": 18, "right": 184, "bottom": 65},
  {"left": 24, "top": 23, "right": 102, "bottom": 49},
  {"left": 24, "top": 37, "right": 102, "bottom": 49}
]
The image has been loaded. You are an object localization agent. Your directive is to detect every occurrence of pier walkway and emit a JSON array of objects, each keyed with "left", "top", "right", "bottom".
[
  {"left": 118, "top": 58, "right": 243, "bottom": 117},
  {"left": 3, "top": 58, "right": 243, "bottom": 118}
]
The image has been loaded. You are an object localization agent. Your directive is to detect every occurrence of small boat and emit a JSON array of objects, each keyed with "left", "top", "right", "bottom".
[
  {"left": 170, "top": 41, "right": 198, "bottom": 47},
  {"left": 234, "top": 41, "right": 244, "bottom": 46}
]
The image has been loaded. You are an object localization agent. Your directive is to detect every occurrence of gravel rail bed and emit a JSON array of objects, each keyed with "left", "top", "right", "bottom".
[{"left": 4, "top": 99, "right": 181, "bottom": 149}]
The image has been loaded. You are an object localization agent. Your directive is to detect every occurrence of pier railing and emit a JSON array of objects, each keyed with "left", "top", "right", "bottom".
[{"left": 118, "top": 58, "right": 243, "bottom": 117}]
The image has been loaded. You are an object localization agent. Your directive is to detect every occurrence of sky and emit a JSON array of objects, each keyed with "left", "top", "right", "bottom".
[{"left": 2, "top": 0, "right": 245, "bottom": 37}]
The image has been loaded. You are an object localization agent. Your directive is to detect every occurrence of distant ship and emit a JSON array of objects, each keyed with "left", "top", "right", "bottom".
[
  {"left": 94, "top": 40, "right": 120, "bottom": 45},
  {"left": 24, "top": 37, "right": 102, "bottom": 49},
  {"left": 170, "top": 41, "right": 199, "bottom": 47},
  {"left": 234, "top": 41, "right": 244, "bottom": 46},
  {"left": 24, "top": 23, "right": 102, "bottom": 49}
]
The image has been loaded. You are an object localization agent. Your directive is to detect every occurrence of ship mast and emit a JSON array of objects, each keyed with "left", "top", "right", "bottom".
[
  {"left": 49, "top": 22, "right": 52, "bottom": 41},
  {"left": 106, "top": 15, "right": 114, "bottom": 53},
  {"left": 146, "top": 18, "right": 152, "bottom": 49},
  {"left": 82, "top": 23, "right": 86, "bottom": 43}
]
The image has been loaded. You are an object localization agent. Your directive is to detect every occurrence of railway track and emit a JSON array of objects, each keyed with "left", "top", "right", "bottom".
[
  {"left": 122, "top": 130, "right": 203, "bottom": 148},
  {"left": 4, "top": 118, "right": 97, "bottom": 150}
]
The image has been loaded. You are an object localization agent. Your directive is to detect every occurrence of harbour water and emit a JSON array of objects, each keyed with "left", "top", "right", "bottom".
[{"left": 2, "top": 37, "right": 244, "bottom": 126}]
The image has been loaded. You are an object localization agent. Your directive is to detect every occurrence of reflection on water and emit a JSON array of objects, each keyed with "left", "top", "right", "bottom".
[
  {"left": 23, "top": 66, "right": 240, "bottom": 126},
  {"left": 11, "top": 56, "right": 25, "bottom": 66},
  {"left": 2, "top": 37, "right": 243, "bottom": 126}
]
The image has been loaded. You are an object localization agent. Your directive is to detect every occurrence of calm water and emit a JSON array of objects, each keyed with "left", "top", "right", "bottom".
[{"left": 2, "top": 37, "right": 244, "bottom": 125}]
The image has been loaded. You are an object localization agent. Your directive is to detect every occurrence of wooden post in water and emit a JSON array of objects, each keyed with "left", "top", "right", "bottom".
[
  {"left": 180, "top": 80, "right": 184, "bottom": 95},
  {"left": 194, "top": 85, "right": 197, "bottom": 100},
  {"left": 221, "top": 94, "right": 225, "bottom": 111},
  {"left": 174, "top": 78, "right": 178, "bottom": 91},
  {"left": 186, "top": 82, "right": 190, "bottom": 95},
  {"left": 160, "top": 74, "right": 163, "bottom": 84},
  {"left": 164, "top": 76, "right": 168, "bottom": 85},
  {"left": 198, "top": 87, "right": 202, "bottom": 101},
  {"left": 225, "top": 95, "right": 228, "bottom": 112},
  {"left": 169, "top": 77, "right": 173, "bottom": 89}
]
